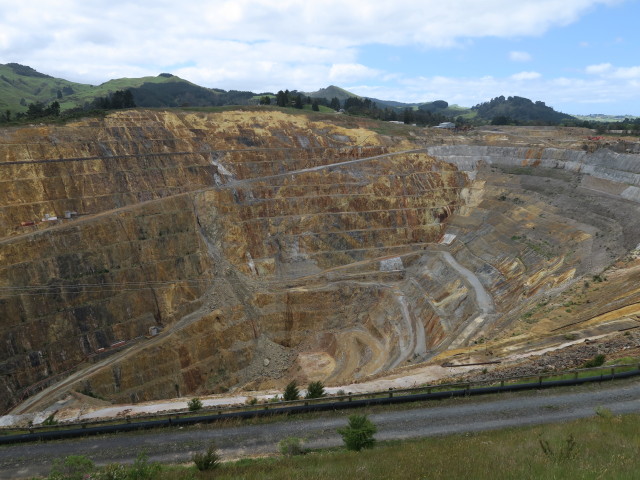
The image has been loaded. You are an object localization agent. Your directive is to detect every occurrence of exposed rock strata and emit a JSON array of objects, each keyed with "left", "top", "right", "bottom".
[{"left": 1, "top": 113, "right": 640, "bottom": 414}]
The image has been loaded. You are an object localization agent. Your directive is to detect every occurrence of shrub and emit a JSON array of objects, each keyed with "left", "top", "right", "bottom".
[
  {"left": 279, "top": 437, "right": 305, "bottom": 456},
  {"left": 193, "top": 443, "right": 221, "bottom": 471},
  {"left": 283, "top": 380, "right": 299, "bottom": 401},
  {"left": 337, "top": 414, "right": 377, "bottom": 451},
  {"left": 188, "top": 397, "right": 203, "bottom": 411},
  {"left": 48, "top": 455, "right": 94, "bottom": 480},
  {"left": 583, "top": 354, "right": 606, "bottom": 368},
  {"left": 305, "top": 381, "right": 325, "bottom": 399},
  {"left": 127, "top": 452, "right": 161, "bottom": 480}
]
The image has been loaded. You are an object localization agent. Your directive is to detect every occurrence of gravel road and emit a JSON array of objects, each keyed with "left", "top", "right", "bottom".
[{"left": 2, "top": 378, "right": 640, "bottom": 479}]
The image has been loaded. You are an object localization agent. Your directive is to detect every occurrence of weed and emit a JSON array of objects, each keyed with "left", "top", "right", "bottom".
[
  {"left": 595, "top": 406, "right": 614, "bottom": 420},
  {"left": 538, "top": 434, "right": 578, "bottom": 461}
]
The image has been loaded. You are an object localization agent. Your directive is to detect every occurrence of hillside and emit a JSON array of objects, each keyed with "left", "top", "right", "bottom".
[
  {"left": 0, "top": 64, "right": 261, "bottom": 113},
  {"left": 473, "top": 95, "right": 574, "bottom": 124},
  {"left": 0, "top": 63, "right": 92, "bottom": 113}
]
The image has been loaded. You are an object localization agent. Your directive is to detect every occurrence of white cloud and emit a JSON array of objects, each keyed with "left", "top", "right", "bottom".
[
  {"left": 328, "top": 64, "right": 381, "bottom": 83},
  {"left": 610, "top": 66, "right": 640, "bottom": 79},
  {"left": 0, "top": 0, "right": 634, "bottom": 113},
  {"left": 511, "top": 71, "right": 542, "bottom": 81},
  {"left": 0, "top": 0, "right": 623, "bottom": 84},
  {"left": 509, "top": 51, "right": 532, "bottom": 62},
  {"left": 585, "top": 63, "right": 640, "bottom": 80},
  {"left": 586, "top": 63, "right": 613, "bottom": 74}
]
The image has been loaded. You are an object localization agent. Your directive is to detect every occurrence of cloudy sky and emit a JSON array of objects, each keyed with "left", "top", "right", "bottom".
[{"left": 1, "top": 0, "right": 639, "bottom": 115}]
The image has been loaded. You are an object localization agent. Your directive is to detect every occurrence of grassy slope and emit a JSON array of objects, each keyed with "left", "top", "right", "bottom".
[
  {"left": 0, "top": 64, "right": 90, "bottom": 112},
  {"left": 0, "top": 64, "right": 197, "bottom": 113},
  {"left": 37, "top": 413, "right": 640, "bottom": 479},
  {"left": 206, "top": 414, "right": 640, "bottom": 480}
]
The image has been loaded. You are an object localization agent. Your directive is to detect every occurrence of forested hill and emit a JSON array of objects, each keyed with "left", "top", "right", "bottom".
[{"left": 473, "top": 96, "right": 575, "bottom": 125}]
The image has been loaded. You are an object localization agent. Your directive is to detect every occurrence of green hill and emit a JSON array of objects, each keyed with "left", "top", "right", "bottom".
[
  {"left": 0, "top": 63, "right": 91, "bottom": 113},
  {"left": 473, "top": 95, "right": 574, "bottom": 125},
  {"left": 305, "top": 85, "right": 358, "bottom": 103},
  {"left": 0, "top": 64, "right": 260, "bottom": 113}
]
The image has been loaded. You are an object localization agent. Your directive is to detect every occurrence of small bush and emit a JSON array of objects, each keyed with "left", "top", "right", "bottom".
[
  {"left": 279, "top": 437, "right": 305, "bottom": 456},
  {"left": 127, "top": 452, "right": 161, "bottom": 480},
  {"left": 305, "top": 381, "right": 325, "bottom": 399},
  {"left": 193, "top": 443, "right": 221, "bottom": 471},
  {"left": 48, "top": 455, "right": 94, "bottom": 480},
  {"left": 283, "top": 380, "right": 299, "bottom": 401},
  {"left": 583, "top": 354, "right": 606, "bottom": 368},
  {"left": 245, "top": 396, "right": 258, "bottom": 405},
  {"left": 188, "top": 397, "right": 203, "bottom": 411},
  {"left": 337, "top": 414, "right": 377, "bottom": 451}
]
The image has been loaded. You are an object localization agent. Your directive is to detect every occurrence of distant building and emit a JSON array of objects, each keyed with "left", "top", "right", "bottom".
[{"left": 435, "top": 122, "right": 456, "bottom": 129}]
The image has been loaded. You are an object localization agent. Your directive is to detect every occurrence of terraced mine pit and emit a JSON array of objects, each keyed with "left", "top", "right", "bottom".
[{"left": 1, "top": 111, "right": 640, "bottom": 418}]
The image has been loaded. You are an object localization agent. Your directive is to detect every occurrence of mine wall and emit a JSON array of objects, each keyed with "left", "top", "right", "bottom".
[{"left": 3, "top": 112, "right": 640, "bottom": 413}]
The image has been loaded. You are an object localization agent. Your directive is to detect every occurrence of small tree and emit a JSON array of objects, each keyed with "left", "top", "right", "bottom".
[
  {"left": 283, "top": 380, "right": 299, "bottom": 401},
  {"left": 337, "top": 414, "right": 377, "bottom": 451},
  {"left": 193, "top": 442, "right": 221, "bottom": 471},
  {"left": 188, "top": 397, "right": 203, "bottom": 411},
  {"left": 305, "top": 381, "right": 325, "bottom": 399}
]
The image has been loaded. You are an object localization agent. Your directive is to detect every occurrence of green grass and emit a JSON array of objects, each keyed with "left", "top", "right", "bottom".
[{"left": 34, "top": 413, "right": 640, "bottom": 479}]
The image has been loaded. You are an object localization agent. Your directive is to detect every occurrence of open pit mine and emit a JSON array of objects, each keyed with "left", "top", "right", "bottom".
[{"left": 2, "top": 109, "right": 640, "bottom": 418}]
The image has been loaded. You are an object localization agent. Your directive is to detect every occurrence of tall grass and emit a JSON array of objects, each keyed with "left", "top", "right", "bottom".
[{"left": 43, "top": 413, "right": 638, "bottom": 479}]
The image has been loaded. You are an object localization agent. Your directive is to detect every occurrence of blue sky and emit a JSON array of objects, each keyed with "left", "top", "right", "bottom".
[{"left": 0, "top": 0, "right": 639, "bottom": 115}]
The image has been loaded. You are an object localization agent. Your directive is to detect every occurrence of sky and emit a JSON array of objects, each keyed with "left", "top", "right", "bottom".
[{"left": 1, "top": 0, "right": 639, "bottom": 115}]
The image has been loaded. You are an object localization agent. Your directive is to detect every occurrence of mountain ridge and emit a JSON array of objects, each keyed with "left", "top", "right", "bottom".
[{"left": 0, "top": 63, "right": 580, "bottom": 124}]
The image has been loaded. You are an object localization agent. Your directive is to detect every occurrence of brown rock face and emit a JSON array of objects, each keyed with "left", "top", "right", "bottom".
[{"left": 2, "top": 112, "right": 640, "bottom": 413}]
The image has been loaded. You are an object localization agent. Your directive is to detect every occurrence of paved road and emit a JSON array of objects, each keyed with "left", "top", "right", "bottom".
[{"left": 2, "top": 378, "right": 639, "bottom": 479}]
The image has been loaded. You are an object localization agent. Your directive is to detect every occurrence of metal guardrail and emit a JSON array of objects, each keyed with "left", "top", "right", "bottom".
[{"left": 1, "top": 363, "right": 638, "bottom": 445}]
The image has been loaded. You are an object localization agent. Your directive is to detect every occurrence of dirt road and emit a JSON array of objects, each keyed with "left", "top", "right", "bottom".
[{"left": 2, "top": 378, "right": 639, "bottom": 479}]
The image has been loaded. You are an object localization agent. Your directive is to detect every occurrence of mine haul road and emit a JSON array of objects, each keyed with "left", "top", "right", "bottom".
[{"left": 2, "top": 378, "right": 640, "bottom": 479}]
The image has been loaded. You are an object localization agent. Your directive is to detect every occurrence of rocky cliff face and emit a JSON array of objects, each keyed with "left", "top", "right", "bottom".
[{"left": 2, "top": 112, "right": 640, "bottom": 413}]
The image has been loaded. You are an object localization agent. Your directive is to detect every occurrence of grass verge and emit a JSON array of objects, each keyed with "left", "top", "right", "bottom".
[{"left": 32, "top": 412, "right": 640, "bottom": 479}]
